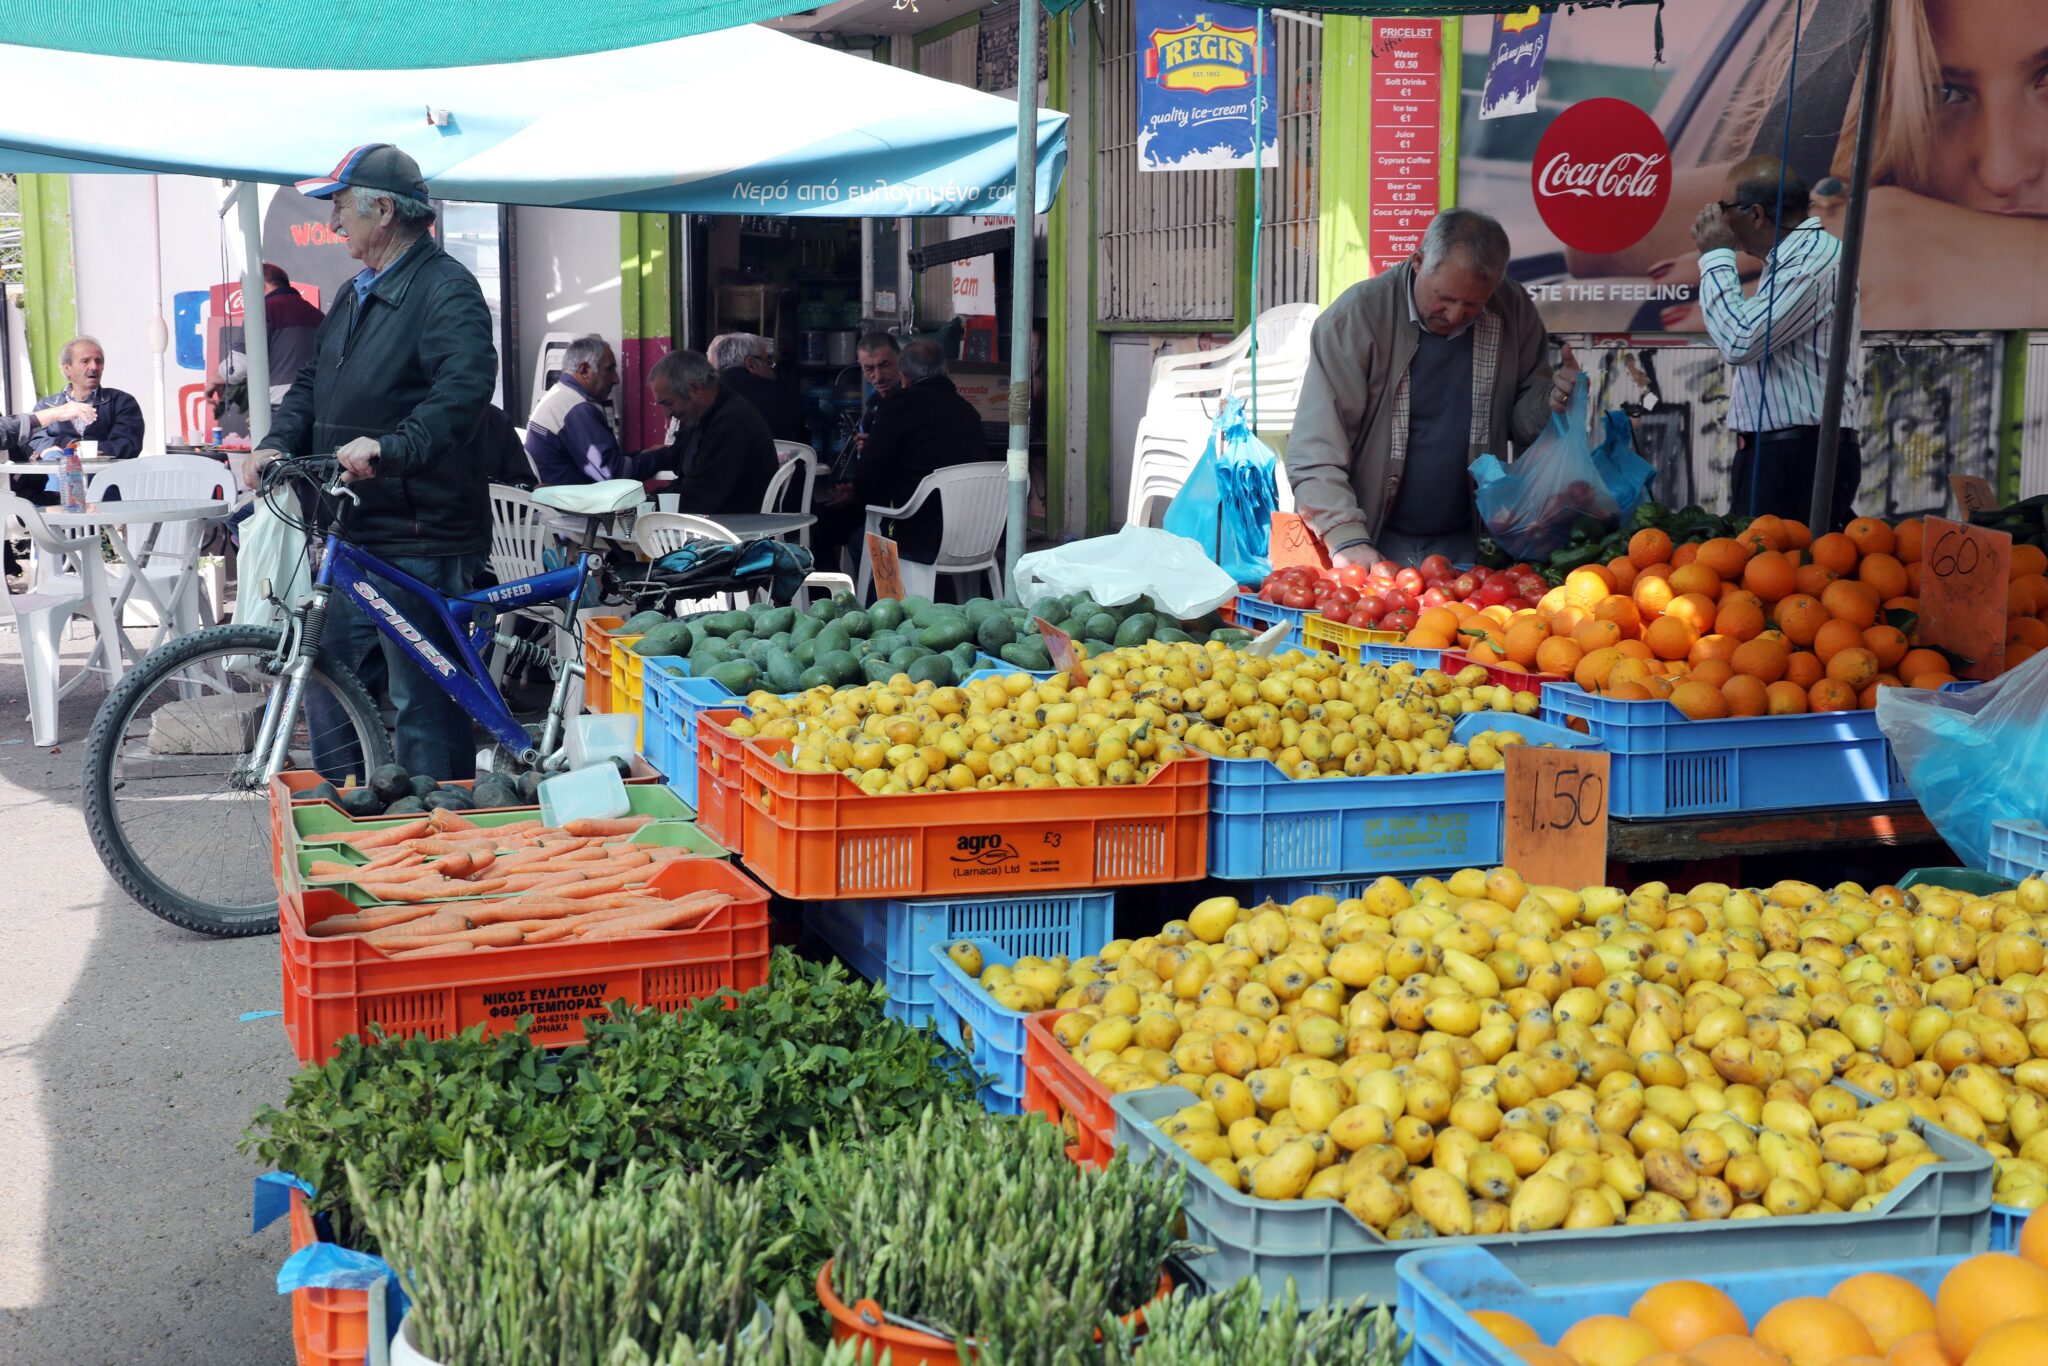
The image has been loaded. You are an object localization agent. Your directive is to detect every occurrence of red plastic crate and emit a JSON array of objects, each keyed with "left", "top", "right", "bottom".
[
  {"left": 695, "top": 707, "right": 751, "bottom": 858},
  {"left": 278, "top": 858, "right": 770, "bottom": 1064},
  {"left": 736, "top": 736, "right": 1209, "bottom": 900},
  {"left": 1438, "top": 650, "right": 1565, "bottom": 699},
  {"left": 286, "top": 1187, "right": 370, "bottom": 1366},
  {"left": 583, "top": 615, "right": 625, "bottom": 713},
  {"left": 1023, "top": 1010, "right": 1124, "bottom": 1169}
]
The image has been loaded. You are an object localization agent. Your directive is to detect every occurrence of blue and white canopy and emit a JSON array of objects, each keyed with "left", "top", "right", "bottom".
[{"left": 0, "top": 25, "right": 1067, "bottom": 217}]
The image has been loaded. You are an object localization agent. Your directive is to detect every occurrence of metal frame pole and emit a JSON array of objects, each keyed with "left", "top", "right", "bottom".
[
  {"left": 1004, "top": 0, "right": 1041, "bottom": 594},
  {"left": 236, "top": 181, "right": 273, "bottom": 446},
  {"left": 1809, "top": 0, "right": 1886, "bottom": 530}
]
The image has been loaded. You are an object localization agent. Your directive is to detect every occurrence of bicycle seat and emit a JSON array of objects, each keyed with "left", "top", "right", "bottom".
[{"left": 531, "top": 480, "right": 646, "bottom": 517}]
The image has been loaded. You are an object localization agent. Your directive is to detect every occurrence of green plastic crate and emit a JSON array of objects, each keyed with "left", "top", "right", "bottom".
[
  {"left": 293, "top": 821, "right": 728, "bottom": 904},
  {"left": 1898, "top": 868, "right": 2016, "bottom": 894}
]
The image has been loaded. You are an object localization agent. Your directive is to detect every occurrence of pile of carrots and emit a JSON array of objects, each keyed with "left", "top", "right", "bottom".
[{"left": 296, "top": 808, "right": 732, "bottom": 959}]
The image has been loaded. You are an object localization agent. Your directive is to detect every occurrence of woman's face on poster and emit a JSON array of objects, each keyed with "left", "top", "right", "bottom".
[{"left": 1922, "top": 0, "right": 2048, "bottom": 214}]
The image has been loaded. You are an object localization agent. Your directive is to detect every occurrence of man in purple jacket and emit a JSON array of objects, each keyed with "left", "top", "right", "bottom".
[{"left": 523, "top": 334, "right": 656, "bottom": 486}]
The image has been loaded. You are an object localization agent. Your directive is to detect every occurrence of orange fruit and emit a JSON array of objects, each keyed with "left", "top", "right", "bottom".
[
  {"left": 1540, "top": 585, "right": 1572, "bottom": 616},
  {"left": 1794, "top": 562, "right": 1843, "bottom": 598},
  {"left": 1935, "top": 1253, "right": 2048, "bottom": 1361},
  {"left": 1906, "top": 562, "right": 1925, "bottom": 595},
  {"left": 1405, "top": 628, "right": 1455, "bottom": 649},
  {"left": 1633, "top": 1282, "right": 1750, "bottom": 1352},
  {"left": 1538, "top": 636, "right": 1586, "bottom": 678},
  {"left": 1765, "top": 680, "right": 1811, "bottom": 715},
  {"left": 1473, "top": 1310, "right": 1542, "bottom": 1347},
  {"left": 1690, "top": 634, "right": 1741, "bottom": 667},
  {"left": 1505, "top": 620, "right": 1550, "bottom": 667},
  {"left": 2013, "top": 579, "right": 2043, "bottom": 618},
  {"left": 1753, "top": 1296, "right": 1877, "bottom": 1366},
  {"left": 2011, "top": 544, "right": 2048, "bottom": 580},
  {"left": 1550, "top": 604, "right": 1592, "bottom": 638},
  {"left": 1688, "top": 1335, "right": 1788, "bottom": 1366},
  {"left": 2020, "top": 1205, "right": 2048, "bottom": 1270},
  {"left": 1668, "top": 593, "right": 1721, "bottom": 635},
  {"left": 1845, "top": 517, "right": 1898, "bottom": 557},
  {"left": 1670, "top": 563, "right": 1724, "bottom": 600},
  {"left": 1961, "top": 1318, "right": 2048, "bottom": 1366},
  {"left": 1418, "top": 606, "right": 1460, "bottom": 638},
  {"left": 1886, "top": 1329, "right": 1949, "bottom": 1366},
  {"left": 1690, "top": 658, "right": 1736, "bottom": 688},
  {"left": 1742, "top": 551, "right": 1797, "bottom": 601},
  {"left": 1716, "top": 597, "right": 1767, "bottom": 642},
  {"left": 1617, "top": 638, "right": 1655, "bottom": 662},
  {"left": 1862, "top": 625, "right": 1910, "bottom": 669},
  {"left": 1860, "top": 552, "right": 1909, "bottom": 601},
  {"left": 1567, "top": 566, "right": 1618, "bottom": 609},
  {"left": 1630, "top": 528, "right": 1676, "bottom": 569},
  {"left": 1830, "top": 1272, "right": 1938, "bottom": 1354},
  {"left": 1609, "top": 557, "right": 1641, "bottom": 592},
  {"left": 1916, "top": 672, "right": 1960, "bottom": 689},
  {"left": 1822, "top": 580, "right": 1881, "bottom": 630},
  {"left": 1646, "top": 616, "right": 1700, "bottom": 661},
  {"left": 1731, "top": 636, "right": 1791, "bottom": 683},
  {"left": 1813, "top": 618, "right": 1867, "bottom": 663},
  {"left": 1466, "top": 639, "right": 1505, "bottom": 665},
  {"left": 1742, "top": 514, "right": 1789, "bottom": 552},
  {"left": 1894, "top": 518, "right": 1925, "bottom": 565},
  {"left": 1558, "top": 1313, "right": 1666, "bottom": 1366},
  {"left": 1516, "top": 1346, "right": 1582, "bottom": 1366},
  {"left": 1672, "top": 542, "right": 1701, "bottom": 569},
  {"left": 1785, "top": 651, "right": 1825, "bottom": 688},
  {"left": 1809, "top": 532, "right": 1860, "bottom": 575},
  {"left": 1781, "top": 519, "right": 1814, "bottom": 549},
  {"left": 1722, "top": 674, "right": 1769, "bottom": 716},
  {"left": 1634, "top": 575, "right": 1677, "bottom": 618},
  {"left": 1607, "top": 682, "right": 1654, "bottom": 700},
  {"left": 1696, "top": 538, "right": 1753, "bottom": 580},
  {"left": 1609, "top": 656, "right": 1657, "bottom": 689},
  {"left": 1899, "top": 649, "right": 1950, "bottom": 686},
  {"left": 1576, "top": 619, "right": 1626, "bottom": 653},
  {"left": 1773, "top": 594, "right": 1828, "bottom": 645},
  {"left": 1809, "top": 677, "right": 1858, "bottom": 712},
  {"left": 1671, "top": 679, "right": 1730, "bottom": 720},
  {"left": 1576, "top": 646, "right": 1626, "bottom": 692},
  {"left": 1597, "top": 595, "right": 1645, "bottom": 633},
  {"left": 1860, "top": 678, "right": 1895, "bottom": 709},
  {"left": 1640, "top": 562, "right": 1675, "bottom": 581}
]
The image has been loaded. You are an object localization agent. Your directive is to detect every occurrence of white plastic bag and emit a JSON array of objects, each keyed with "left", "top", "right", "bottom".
[
  {"left": 1876, "top": 651, "right": 2048, "bottom": 869},
  {"left": 232, "top": 489, "right": 309, "bottom": 631},
  {"left": 1012, "top": 525, "right": 1239, "bottom": 620}
]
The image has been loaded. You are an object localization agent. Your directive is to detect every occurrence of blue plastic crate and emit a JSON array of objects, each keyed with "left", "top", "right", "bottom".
[
  {"left": 1359, "top": 643, "right": 1445, "bottom": 670},
  {"left": 1246, "top": 878, "right": 1379, "bottom": 904},
  {"left": 1110, "top": 1085, "right": 1989, "bottom": 1312},
  {"left": 1207, "top": 713, "right": 1597, "bottom": 881},
  {"left": 1991, "top": 1203, "right": 2035, "bottom": 1252},
  {"left": 1541, "top": 681, "right": 1915, "bottom": 818},
  {"left": 1990, "top": 820, "right": 2048, "bottom": 882},
  {"left": 923, "top": 893, "right": 1117, "bottom": 1116},
  {"left": 1234, "top": 594, "right": 1306, "bottom": 648},
  {"left": 804, "top": 892, "right": 1115, "bottom": 1033},
  {"left": 639, "top": 657, "right": 692, "bottom": 783},
  {"left": 1399, "top": 1248, "right": 1976, "bottom": 1366}
]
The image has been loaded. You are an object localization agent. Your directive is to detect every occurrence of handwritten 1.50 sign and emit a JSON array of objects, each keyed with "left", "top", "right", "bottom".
[
  {"left": 1504, "top": 746, "right": 1611, "bottom": 890},
  {"left": 865, "top": 533, "right": 906, "bottom": 602},
  {"left": 1950, "top": 474, "right": 1999, "bottom": 519},
  {"left": 1919, "top": 516, "right": 2011, "bottom": 681},
  {"left": 1268, "top": 512, "right": 1332, "bottom": 571}
]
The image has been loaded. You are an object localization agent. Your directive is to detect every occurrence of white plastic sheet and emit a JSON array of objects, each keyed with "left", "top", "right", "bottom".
[{"left": 1012, "top": 525, "right": 1239, "bottom": 619}]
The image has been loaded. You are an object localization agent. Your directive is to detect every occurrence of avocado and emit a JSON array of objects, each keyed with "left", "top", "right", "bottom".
[
  {"left": 975, "top": 614, "right": 1017, "bottom": 653},
  {"left": 818, "top": 649, "right": 863, "bottom": 686},
  {"left": 299, "top": 778, "right": 343, "bottom": 807},
  {"left": 686, "top": 644, "right": 731, "bottom": 677},
  {"left": 471, "top": 776, "right": 523, "bottom": 809},
  {"left": 621, "top": 609, "right": 671, "bottom": 635},
  {"left": 860, "top": 656, "right": 897, "bottom": 684},
  {"left": 797, "top": 666, "right": 834, "bottom": 690},
  {"left": 947, "top": 641, "right": 980, "bottom": 676},
  {"left": 762, "top": 653, "right": 803, "bottom": 695},
  {"left": 1209, "top": 626, "right": 1253, "bottom": 645},
  {"left": 703, "top": 610, "right": 752, "bottom": 636},
  {"left": 633, "top": 621, "right": 694, "bottom": 656},
  {"left": 832, "top": 589, "right": 859, "bottom": 612},
  {"left": 753, "top": 605, "right": 797, "bottom": 635},
  {"left": 1114, "top": 612, "right": 1158, "bottom": 649},
  {"left": 867, "top": 599, "right": 906, "bottom": 632},
  {"left": 814, "top": 623, "right": 852, "bottom": 657},
  {"left": 369, "top": 763, "right": 413, "bottom": 804},
  {"left": 409, "top": 774, "right": 440, "bottom": 800},
  {"left": 1155, "top": 626, "right": 1192, "bottom": 644},
  {"left": 908, "top": 654, "right": 957, "bottom": 687},
  {"left": 422, "top": 788, "right": 475, "bottom": 812},
  {"left": 918, "top": 617, "right": 974, "bottom": 651},
  {"left": 806, "top": 597, "right": 839, "bottom": 621},
  {"left": 790, "top": 614, "right": 825, "bottom": 646},
  {"left": 839, "top": 609, "right": 872, "bottom": 639},
  {"left": 1000, "top": 638, "right": 1052, "bottom": 671},
  {"left": 708, "top": 660, "right": 761, "bottom": 694},
  {"left": 515, "top": 770, "right": 542, "bottom": 803},
  {"left": 339, "top": 787, "right": 385, "bottom": 818},
  {"left": 726, "top": 630, "right": 754, "bottom": 649},
  {"left": 1083, "top": 612, "right": 1118, "bottom": 642},
  {"left": 889, "top": 645, "right": 927, "bottom": 671},
  {"left": 866, "top": 630, "right": 902, "bottom": 658},
  {"left": 383, "top": 796, "right": 426, "bottom": 816}
]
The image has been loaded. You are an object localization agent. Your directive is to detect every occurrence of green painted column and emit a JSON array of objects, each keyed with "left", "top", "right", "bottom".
[
  {"left": 18, "top": 173, "right": 76, "bottom": 396},
  {"left": 1046, "top": 21, "right": 1071, "bottom": 542},
  {"left": 1317, "top": 17, "right": 1373, "bottom": 306},
  {"left": 618, "top": 212, "right": 672, "bottom": 452}
]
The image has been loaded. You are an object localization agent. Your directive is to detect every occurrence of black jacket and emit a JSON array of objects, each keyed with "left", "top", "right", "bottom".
[
  {"left": 717, "top": 365, "right": 808, "bottom": 445},
  {"left": 856, "top": 375, "right": 988, "bottom": 558},
  {"left": 29, "top": 387, "right": 145, "bottom": 459},
  {"left": 266, "top": 235, "right": 497, "bottom": 557},
  {"left": 648, "top": 386, "right": 776, "bottom": 515}
]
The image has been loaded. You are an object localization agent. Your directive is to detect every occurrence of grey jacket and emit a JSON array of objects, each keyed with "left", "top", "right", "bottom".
[{"left": 1285, "top": 261, "right": 1553, "bottom": 551}]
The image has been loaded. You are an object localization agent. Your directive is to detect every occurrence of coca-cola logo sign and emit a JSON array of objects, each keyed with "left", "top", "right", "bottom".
[{"left": 1532, "top": 97, "right": 1671, "bottom": 255}]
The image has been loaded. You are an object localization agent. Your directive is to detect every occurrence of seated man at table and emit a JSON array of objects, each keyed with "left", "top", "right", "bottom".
[
  {"left": 25, "top": 336, "right": 146, "bottom": 502},
  {"left": 524, "top": 333, "right": 661, "bottom": 486},
  {"left": 641, "top": 349, "right": 775, "bottom": 514},
  {"left": 710, "top": 333, "right": 807, "bottom": 445},
  {"left": 851, "top": 338, "right": 987, "bottom": 566}
]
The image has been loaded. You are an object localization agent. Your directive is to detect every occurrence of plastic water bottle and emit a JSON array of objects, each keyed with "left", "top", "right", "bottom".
[{"left": 61, "top": 448, "right": 86, "bottom": 512}]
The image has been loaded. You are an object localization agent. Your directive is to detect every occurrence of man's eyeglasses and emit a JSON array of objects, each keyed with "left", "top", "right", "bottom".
[{"left": 1717, "top": 200, "right": 1762, "bottom": 215}]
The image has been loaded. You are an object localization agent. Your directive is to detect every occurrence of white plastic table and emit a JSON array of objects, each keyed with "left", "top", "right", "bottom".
[
  {"left": 542, "top": 507, "right": 814, "bottom": 545},
  {"left": 3, "top": 458, "right": 121, "bottom": 480},
  {"left": 42, "top": 497, "right": 241, "bottom": 666}
]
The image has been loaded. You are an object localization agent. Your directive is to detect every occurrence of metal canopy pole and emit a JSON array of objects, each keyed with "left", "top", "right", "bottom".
[
  {"left": 236, "top": 181, "right": 273, "bottom": 446},
  {"left": 1004, "top": 0, "right": 1041, "bottom": 594},
  {"left": 1809, "top": 0, "right": 1886, "bottom": 531}
]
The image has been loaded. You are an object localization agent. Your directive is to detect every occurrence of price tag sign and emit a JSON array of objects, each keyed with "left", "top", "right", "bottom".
[
  {"left": 1504, "top": 746, "right": 1611, "bottom": 890},
  {"left": 1950, "top": 475, "right": 1999, "bottom": 518},
  {"left": 1033, "top": 617, "right": 1078, "bottom": 674},
  {"left": 1269, "top": 513, "right": 1332, "bottom": 571},
  {"left": 865, "top": 533, "right": 905, "bottom": 602},
  {"left": 1920, "top": 516, "right": 2011, "bottom": 680}
]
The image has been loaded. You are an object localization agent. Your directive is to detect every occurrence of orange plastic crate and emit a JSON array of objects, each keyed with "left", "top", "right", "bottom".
[
  {"left": 583, "top": 616, "right": 625, "bottom": 713},
  {"left": 1439, "top": 649, "right": 1565, "bottom": 698},
  {"left": 1023, "top": 1010, "right": 1122, "bottom": 1169},
  {"left": 286, "top": 1187, "right": 370, "bottom": 1366},
  {"left": 736, "top": 736, "right": 1208, "bottom": 900},
  {"left": 695, "top": 707, "right": 750, "bottom": 857},
  {"left": 278, "top": 858, "right": 770, "bottom": 1064}
]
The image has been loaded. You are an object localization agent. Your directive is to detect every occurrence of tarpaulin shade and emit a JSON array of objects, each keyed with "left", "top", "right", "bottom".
[
  {"left": 1038, "top": 0, "right": 1664, "bottom": 13},
  {"left": 0, "top": 28, "right": 1067, "bottom": 218}
]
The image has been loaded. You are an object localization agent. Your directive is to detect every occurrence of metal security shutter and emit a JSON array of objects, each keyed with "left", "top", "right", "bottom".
[
  {"left": 918, "top": 24, "right": 980, "bottom": 325},
  {"left": 1257, "top": 12, "right": 1320, "bottom": 308},
  {"left": 2024, "top": 335, "right": 2048, "bottom": 498},
  {"left": 1095, "top": 0, "right": 1237, "bottom": 322}
]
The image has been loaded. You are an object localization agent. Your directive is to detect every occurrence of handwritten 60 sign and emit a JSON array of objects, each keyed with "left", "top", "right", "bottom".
[{"left": 1532, "top": 97, "right": 1671, "bottom": 255}]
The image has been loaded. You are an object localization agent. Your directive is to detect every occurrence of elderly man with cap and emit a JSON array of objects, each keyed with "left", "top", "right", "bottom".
[{"left": 254, "top": 142, "right": 498, "bottom": 781}]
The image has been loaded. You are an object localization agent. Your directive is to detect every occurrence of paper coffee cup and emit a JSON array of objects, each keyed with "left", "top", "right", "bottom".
[
  {"left": 657, "top": 494, "right": 680, "bottom": 513},
  {"left": 77, "top": 440, "right": 99, "bottom": 460}
]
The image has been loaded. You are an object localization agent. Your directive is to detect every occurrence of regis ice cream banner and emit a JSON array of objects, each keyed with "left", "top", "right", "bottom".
[{"left": 1456, "top": 0, "right": 2048, "bottom": 332}]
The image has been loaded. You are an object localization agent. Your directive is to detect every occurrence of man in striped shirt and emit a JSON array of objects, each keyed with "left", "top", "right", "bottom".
[{"left": 1693, "top": 155, "right": 1862, "bottom": 531}]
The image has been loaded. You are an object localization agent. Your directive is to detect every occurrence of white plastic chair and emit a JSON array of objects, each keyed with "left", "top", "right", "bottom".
[
  {"left": 856, "top": 462, "right": 1008, "bottom": 602},
  {"left": 1124, "top": 414, "right": 1209, "bottom": 528},
  {"left": 1146, "top": 303, "right": 1322, "bottom": 427},
  {"left": 763, "top": 444, "right": 819, "bottom": 550},
  {"left": 85, "top": 454, "right": 233, "bottom": 636},
  {"left": 2, "top": 492, "right": 125, "bottom": 745},
  {"left": 634, "top": 512, "right": 851, "bottom": 613},
  {"left": 486, "top": 483, "right": 570, "bottom": 680}
]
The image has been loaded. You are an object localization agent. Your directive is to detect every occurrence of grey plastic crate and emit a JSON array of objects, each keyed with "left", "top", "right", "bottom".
[{"left": 1110, "top": 1086, "right": 1992, "bottom": 1309}]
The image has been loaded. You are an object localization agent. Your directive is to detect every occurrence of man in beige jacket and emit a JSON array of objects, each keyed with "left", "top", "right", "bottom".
[{"left": 1287, "top": 209, "right": 1578, "bottom": 567}]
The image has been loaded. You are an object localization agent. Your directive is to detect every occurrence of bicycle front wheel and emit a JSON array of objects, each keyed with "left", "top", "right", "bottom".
[{"left": 83, "top": 624, "right": 392, "bottom": 937}]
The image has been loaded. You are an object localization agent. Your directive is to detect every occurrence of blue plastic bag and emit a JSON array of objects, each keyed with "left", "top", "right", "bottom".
[
  {"left": 1163, "top": 398, "right": 1280, "bottom": 586},
  {"left": 1591, "top": 409, "right": 1656, "bottom": 520},
  {"left": 1878, "top": 654, "right": 2048, "bottom": 869},
  {"left": 1472, "top": 376, "right": 1631, "bottom": 560}
]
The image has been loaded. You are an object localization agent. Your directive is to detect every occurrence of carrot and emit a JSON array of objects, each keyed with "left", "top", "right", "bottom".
[
  {"left": 427, "top": 807, "right": 480, "bottom": 834},
  {"left": 579, "top": 898, "right": 731, "bottom": 939},
  {"left": 305, "top": 904, "right": 438, "bottom": 937},
  {"left": 348, "top": 818, "right": 434, "bottom": 850},
  {"left": 388, "top": 941, "right": 476, "bottom": 958},
  {"left": 394, "top": 923, "right": 528, "bottom": 951},
  {"left": 463, "top": 895, "right": 589, "bottom": 926},
  {"left": 563, "top": 816, "right": 654, "bottom": 837},
  {"left": 465, "top": 849, "right": 497, "bottom": 878},
  {"left": 428, "top": 852, "right": 475, "bottom": 880},
  {"left": 365, "top": 911, "right": 472, "bottom": 944},
  {"left": 553, "top": 873, "right": 638, "bottom": 900},
  {"left": 306, "top": 860, "right": 363, "bottom": 880},
  {"left": 360, "top": 848, "right": 427, "bottom": 872}
]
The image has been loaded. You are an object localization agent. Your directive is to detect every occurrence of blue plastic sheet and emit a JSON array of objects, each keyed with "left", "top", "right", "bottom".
[
  {"left": 1162, "top": 398, "right": 1280, "bottom": 586},
  {"left": 1878, "top": 655, "right": 2048, "bottom": 870},
  {"left": 251, "top": 1171, "right": 315, "bottom": 1235},
  {"left": 255, "top": 1172, "right": 409, "bottom": 1363}
]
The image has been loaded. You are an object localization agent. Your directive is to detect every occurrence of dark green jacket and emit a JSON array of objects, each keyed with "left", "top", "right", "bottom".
[{"left": 266, "top": 235, "right": 496, "bottom": 556}]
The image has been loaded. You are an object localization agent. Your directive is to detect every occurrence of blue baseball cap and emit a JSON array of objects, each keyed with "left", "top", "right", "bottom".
[{"left": 296, "top": 143, "right": 431, "bottom": 203}]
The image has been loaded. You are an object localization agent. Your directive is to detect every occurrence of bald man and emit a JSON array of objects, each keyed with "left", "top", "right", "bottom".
[{"left": 1691, "top": 154, "right": 1861, "bottom": 530}]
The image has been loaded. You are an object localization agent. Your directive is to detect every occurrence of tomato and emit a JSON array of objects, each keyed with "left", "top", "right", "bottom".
[
  {"left": 1419, "top": 586, "right": 1451, "bottom": 609},
  {"left": 1420, "top": 554, "right": 1455, "bottom": 580},
  {"left": 1395, "top": 567, "right": 1426, "bottom": 595},
  {"left": 1369, "top": 559, "right": 1399, "bottom": 582},
  {"left": 1325, "top": 585, "right": 1360, "bottom": 609},
  {"left": 1278, "top": 586, "right": 1316, "bottom": 609},
  {"left": 1354, "top": 594, "right": 1385, "bottom": 620},
  {"left": 1517, "top": 574, "right": 1548, "bottom": 600},
  {"left": 1477, "top": 579, "right": 1515, "bottom": 607},
  {"left": 1381, "top": 588, "right": 1416, "bottom": 613},
  {"left": 1451, "top": 573, "right": 1480, "bottom": 599},
  {"left": 1382, "top": 609, "right": 1418, "bottom": 633},
  {"left": 1333, "top": 563, "right": 1371, "bottom": 590}
]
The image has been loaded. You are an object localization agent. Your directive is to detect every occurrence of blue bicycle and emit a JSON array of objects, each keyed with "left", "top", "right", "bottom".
[{"left": 83, "top": 455, "right": 644, "bottom": 936}]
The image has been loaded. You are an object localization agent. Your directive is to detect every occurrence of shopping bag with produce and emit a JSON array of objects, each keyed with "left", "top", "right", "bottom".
[
  {"left": 1591, "top": 407, "right": 1656, "bottom": 521},
  {"left": 1162, "top": 397, "right": 1280, "bottom": 586},
  {"left": 1877, "top": 650, "right": 2048, "bottom": 868},
  {"left": 1472, "top": 375, "right": 1620, "bottom": 561}
]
